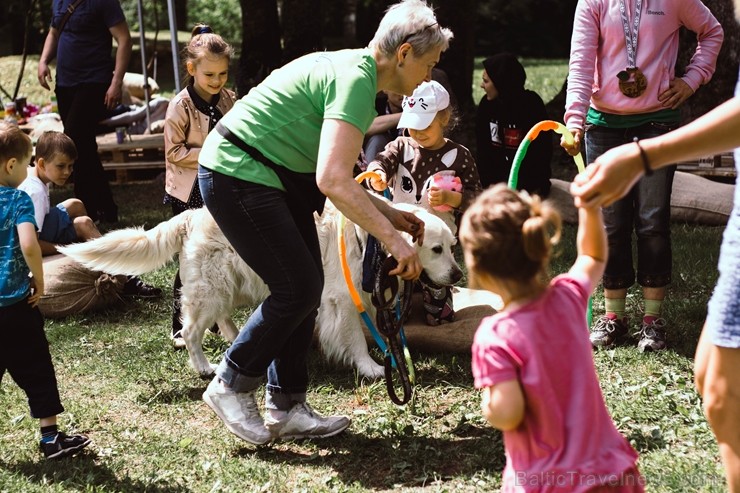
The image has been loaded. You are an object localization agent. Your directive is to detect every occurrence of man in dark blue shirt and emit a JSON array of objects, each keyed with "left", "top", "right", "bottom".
[{"left": 38, "top": 0, "right": 132, "bottom": 223}]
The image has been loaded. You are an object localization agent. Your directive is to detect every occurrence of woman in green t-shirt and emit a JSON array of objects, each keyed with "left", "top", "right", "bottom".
[{"left": 198, "top": 0, "right": 454, "bottom": 445}]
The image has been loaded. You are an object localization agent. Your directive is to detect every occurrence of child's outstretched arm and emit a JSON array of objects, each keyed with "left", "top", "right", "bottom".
[
  {"left": 18, "top": 222, "right": 44, "bottom": 305},
  {"left": 481, "top": 380, "right": 525, "bottom": 431},
  {"left": 569, "top": 204, "right": 607, "bottom": 292}
]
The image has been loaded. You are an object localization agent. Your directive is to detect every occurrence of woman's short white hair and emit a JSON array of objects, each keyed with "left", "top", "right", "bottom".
[{"left": 369, "top": 0, "right": 454, "bottom": 57}]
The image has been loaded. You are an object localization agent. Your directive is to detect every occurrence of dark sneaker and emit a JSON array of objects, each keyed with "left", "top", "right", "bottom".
[
  {"left": 40, "top": 432, "right": 91, "bottom": 459},
  {"left": 265, "top": 402, "right": 350, "bottom": 440},
  {"left": 123, "top": 276, "right": 162, "bottom": 298},
  {"left": 590, "top": 315, "right": 629, "bottom": 348},
  {"left": 637, "top": 318, "right": 667, "bottom": 352}
]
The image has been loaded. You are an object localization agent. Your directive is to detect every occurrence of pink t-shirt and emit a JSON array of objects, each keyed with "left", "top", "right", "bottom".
[{"left": 472, "top": 274, "right": 643, "bottom": 492}]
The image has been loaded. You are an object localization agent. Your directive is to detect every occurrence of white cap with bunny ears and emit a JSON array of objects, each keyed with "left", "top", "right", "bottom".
[{"left": 397, "top": 80, "right": 450, "bottom": 130}]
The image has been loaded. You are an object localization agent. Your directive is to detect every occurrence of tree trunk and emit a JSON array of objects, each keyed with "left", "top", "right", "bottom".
[
  {"left": 236, "top": 0, "right": 282, "bottom": 97},
  {"left": 342, "top": 0, "right": 358, "bottom": 46},
  {"left": 281, "top": 0, "right": 323, "bottom": 64},
  {"left": 677, "top": 0, "right": 740, "bottom": 122},
  {"left": 175, "top": 0, "right": 187, "bottom": 32},
  {"left": 433, "top": 0, "right": 475, "bottom": 111},
  {"left": 434, "top": 0, "right": 476, "bottom": 149},
  {"left": 355, "top": 0, "right": 393, "bottom": 47}
]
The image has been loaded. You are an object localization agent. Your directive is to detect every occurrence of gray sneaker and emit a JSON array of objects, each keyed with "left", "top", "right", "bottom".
[
  {"left": 202, "top": 378, "right": 271, "bottom": 445},
  {"left": 265, "top": 402, "right": 350, "bottom": 440},
  {"left": 590, "top": 315, "right": 629, "bottom": 348},
  {"left": 637, "top": 318, "right": 667, "bottom": 352}
]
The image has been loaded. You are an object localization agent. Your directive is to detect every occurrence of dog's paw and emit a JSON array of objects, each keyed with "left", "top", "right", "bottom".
[
  {"left": 198, "top": 365, "right": 217, "bottom": 380},
  {"left": 357, "top": 361, "right": 385, "bottom": 380}
]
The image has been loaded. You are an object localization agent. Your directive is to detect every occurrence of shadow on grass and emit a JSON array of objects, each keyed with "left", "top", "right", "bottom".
[
  {"left": 245, "top": 429, "right": 504, "bottom": 490},
  {"left": 1, "top": 454, "right": 185, "bottom": 493}
]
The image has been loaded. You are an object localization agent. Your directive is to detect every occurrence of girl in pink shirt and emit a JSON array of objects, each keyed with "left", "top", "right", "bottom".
[{"left": 460, "top": 184, "right": 643, "bottom": 492}]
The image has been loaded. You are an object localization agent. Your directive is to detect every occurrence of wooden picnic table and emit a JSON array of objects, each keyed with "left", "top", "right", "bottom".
[
  {"left": 676, "top": 152, "right": 736, "bottom": 180},
  {"left": 96, "top": 132, "right": 166, "bottom": 183}
]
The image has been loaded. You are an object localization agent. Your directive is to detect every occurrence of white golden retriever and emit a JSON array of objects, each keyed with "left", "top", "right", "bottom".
[{"left": 59, "top": 200, "right": 462, "bottom": 379}]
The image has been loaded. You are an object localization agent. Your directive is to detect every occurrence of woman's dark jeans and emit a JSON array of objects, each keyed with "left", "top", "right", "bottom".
[
  {"left": 585, "top": 122, "right": 677, "bottom": 289},
  {"left": 198, "top": 165, "right": 323, "bottom": 411}
]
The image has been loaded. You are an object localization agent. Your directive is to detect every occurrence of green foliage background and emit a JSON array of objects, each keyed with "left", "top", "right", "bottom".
[{"left": 120, "top": 0, "right": 243, "bottom": 47}]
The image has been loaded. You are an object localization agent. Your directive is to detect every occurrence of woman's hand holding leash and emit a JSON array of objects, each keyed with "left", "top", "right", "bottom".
[
  {"left": 381, "top": 209, "right": 424, "bottom": 280},
  {"left": 353, "top": 170, "right": 424, "bottom": 281}
]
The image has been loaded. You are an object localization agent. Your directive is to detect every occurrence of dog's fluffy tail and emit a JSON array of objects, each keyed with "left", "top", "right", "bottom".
[{"left": 58, "top": 208, "right": 200, "bottom": 275}]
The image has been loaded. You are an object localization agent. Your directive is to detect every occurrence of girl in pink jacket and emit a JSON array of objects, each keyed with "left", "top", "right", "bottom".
[{"left": 562, "top": 0, "right": 722, "bottom": 353}]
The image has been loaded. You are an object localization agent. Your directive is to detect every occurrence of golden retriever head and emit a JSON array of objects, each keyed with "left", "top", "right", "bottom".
[{"left": 393, "top": 203, "right": 463, "bottom": 287}]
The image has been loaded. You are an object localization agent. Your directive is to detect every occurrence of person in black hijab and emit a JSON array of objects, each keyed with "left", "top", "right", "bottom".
[{"left": 475, "top": 53, "right": 551, "bottom": 196}]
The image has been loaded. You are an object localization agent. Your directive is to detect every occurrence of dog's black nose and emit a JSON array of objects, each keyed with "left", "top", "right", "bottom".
[{"left": 450, "top": 267, "right": 463, "bottom": 284}]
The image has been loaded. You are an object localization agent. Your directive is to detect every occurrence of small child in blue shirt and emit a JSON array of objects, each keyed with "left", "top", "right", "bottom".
[{"left": 0, "top": 122, "right": 90, "bottom": 459}]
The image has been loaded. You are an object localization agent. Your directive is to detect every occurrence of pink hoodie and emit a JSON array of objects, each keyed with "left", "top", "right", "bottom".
[{"left": 565, "top": 0, "right": 723, "bottom": 130}]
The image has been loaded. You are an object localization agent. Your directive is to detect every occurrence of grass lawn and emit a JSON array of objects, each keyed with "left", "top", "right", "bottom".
[
  {"left": 0, "top": 177, "right": 729, "bottom": 492},
  {"left": 0, "top": 54, "right": 731, "bottom": 491}
]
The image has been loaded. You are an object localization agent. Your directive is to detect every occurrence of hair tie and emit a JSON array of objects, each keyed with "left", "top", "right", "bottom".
[{"left": 194, "top": 25, "right": 213, "bottom": 35}]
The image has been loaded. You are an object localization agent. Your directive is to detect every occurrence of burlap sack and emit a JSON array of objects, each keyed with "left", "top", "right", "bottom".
[
  {"left": 547, "top": 179, "right": 579, "bottom": 224},
  {"left": 122, "top": 72, "right": 160, "bottom": 105},
  {"left": 38, "top": 254, "right": 127, "bottom": 318},
  {"left": 670, "top": 171, "right": 734, "bottom": 225},
  {"left": 548, "top": 174, "right": 735, "bottom": 226}
]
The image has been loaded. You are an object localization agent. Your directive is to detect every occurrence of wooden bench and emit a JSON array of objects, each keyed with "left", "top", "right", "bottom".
[
  {"left": 677, "top": 152, "right": 735, "bottom": 180},
  {"left": 96, "top": 133, "right": 166, "bottom": 183}
]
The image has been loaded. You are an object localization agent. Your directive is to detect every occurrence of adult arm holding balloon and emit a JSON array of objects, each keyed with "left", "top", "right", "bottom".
[{"left": 571, "top": 96, "right": 740, "bottom": 208}]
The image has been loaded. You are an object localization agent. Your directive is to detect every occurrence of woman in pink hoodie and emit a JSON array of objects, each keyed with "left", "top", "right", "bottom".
[{"left": 562, "top": 0, "right": 723, "bottom": 353}]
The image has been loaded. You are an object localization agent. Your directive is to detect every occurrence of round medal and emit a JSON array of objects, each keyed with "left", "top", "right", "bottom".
[{"left": 618, "top": 67, "right": 648, "bottom": 98}]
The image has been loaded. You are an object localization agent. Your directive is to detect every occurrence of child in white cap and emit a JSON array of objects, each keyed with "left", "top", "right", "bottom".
[{"left": 368, "top": 80, "right": 482, "bottom": 325}]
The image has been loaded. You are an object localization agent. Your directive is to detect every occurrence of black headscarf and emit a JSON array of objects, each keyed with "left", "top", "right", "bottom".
[{"left": 482, "top": 53, "right": 526, "bottom": 99}]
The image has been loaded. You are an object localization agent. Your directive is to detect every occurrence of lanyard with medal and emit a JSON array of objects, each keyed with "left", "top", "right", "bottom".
[{"left": 617, "top": 0, "right": 648, "bottom": 98}]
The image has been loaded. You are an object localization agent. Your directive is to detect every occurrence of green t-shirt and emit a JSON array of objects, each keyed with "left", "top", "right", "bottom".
[
  {"left": 586, "top": 107, "right": 680, "bottom": 128},
  {"left": 200, "top": 48, "right": 378, "bottom": 190}
]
